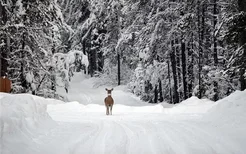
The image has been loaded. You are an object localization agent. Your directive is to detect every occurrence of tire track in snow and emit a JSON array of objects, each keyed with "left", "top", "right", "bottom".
[
  {"left": 71, "top": 120, "right": 129, "bottom": 154},
  {"left": 114, "top": 120, "right": 161, "bottom": 154},
  {"left": 101, "top": 121, "right": 128, "bottom": 154},
  {"left": 68, "top": 121, "right": 102, "bottom": 154},
  {"left": 141, "top": 121, "right": 176, "bottom": 154},
  {"left": 114, "top": 120, "right": 135, "bottom": 154},
  {"left": 70, "top": 121, "right": 106, "bottom": 154}
]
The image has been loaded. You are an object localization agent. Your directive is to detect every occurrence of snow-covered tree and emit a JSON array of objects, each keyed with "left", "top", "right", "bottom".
[{"left": 0, "top": 0, "right": 64, "bottom": 97}]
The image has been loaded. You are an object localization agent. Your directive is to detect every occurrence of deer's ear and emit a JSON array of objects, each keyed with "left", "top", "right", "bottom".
[
  {"left": 105, "top": 88, "right": 108, "bottom": 91},
  {"left": 111, "top": 88, "right": 114, "bottom": 91}
]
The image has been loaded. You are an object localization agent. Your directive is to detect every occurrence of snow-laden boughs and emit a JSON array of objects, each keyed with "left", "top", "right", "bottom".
[
  {"left": 0, "top": 0, "right": 64, "bottom": 97},
  {"left": 53, "top": 50, "right": 89, "bottom": 92},
  {"left": 129, "top": 62, "right": 145, "bottom": 97}
]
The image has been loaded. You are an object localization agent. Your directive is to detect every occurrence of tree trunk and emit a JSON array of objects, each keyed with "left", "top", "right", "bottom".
[
  {"left": 154, "top": 85, "right": 158, "bottom": 103},
  {"left": 51, "top": 27, "right": 56, "bottom": 92},
  {"left": 159, "top": 79, "right": 164, "bottom": 102},
  {"left": 21, "top": 33, "right": 27, "bottom": 93},
  {"left": 181, "top": 39, "right": 188, "bottom": 99},
  {"left": 213, "top": 0, "right": 219, "bottom": 101},
  {"left": 117, "top": 53, "right": 121, "bottom": 85},
  {"left": 197, "top": 0, "right": 203, "bottom": 99},
  {"left": 188, "top": 35, "right": 194, "bottom": 98},
  {"left": 98, "top": 51, "right": 103, "bottom": 72},
  {"left": 83, "top": 40, "right": 86, "bottom": 55},
  {"left": 167, "top": 60, "right": 173, "bottom": 103},
  {"left": 175, "top": 38, "right": 182, "bottom": 100},
  {"left": 0, "top": 1, "right": 7, "bottom": 25},
  {"left": 202, "top": 3, "right": 210, "bottom": 64},
  {"left": 82, "top": 40, "right": 87, "bottom": 74},
  {"left": 0, "top": 3, "right": 8, "bottom": 77},
  {"left": 89, "top": 50, "right": 97, "bottom": 77},
  {"left": 0, "top": 36, "right": 7, "bottom": 77},
  {"left": 171, "top": 40, "right": 179, "bottom": 104},
  {"left": 51, "top": 67, "right": 56, "bottom": 92},
  {"left": 213, "top": 81, "right": 219, "bottom": 101},
  {"left": 213, "top": 0, "right": 218, "bottom": 65}
]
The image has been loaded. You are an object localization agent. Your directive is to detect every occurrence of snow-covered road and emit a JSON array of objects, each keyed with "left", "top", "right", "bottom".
[
  {"left": 42, "top": 73, "right": 245, "bottom": 154},
  {"left": 1, "top": 73, "right": 246, "bottom": 154},
  {"left": 40, "top": 111, "right": 244, "bottom": 154}
]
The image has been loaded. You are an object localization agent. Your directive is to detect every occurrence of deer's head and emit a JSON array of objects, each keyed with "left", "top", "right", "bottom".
[{"left": 105, "top": 88, "right": 113, "bottom": 96}]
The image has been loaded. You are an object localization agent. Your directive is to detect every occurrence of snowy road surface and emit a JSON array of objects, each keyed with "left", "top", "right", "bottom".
[
  {"left": 44, "top": 109, "right": 244, "bottom": 154},
  {"left": 1, "top": 73, "right": 246, "bottom": 154}
]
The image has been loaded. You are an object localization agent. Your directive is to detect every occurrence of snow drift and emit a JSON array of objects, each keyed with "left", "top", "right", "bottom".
[
  {"left": 0, "top": 93, "right": 63, "bottom": 154},
  {"left": 202, "top": 90, "right": 246, "bottom": 153},
  {"left": 206, "top": 90, "right": 246, "bottom": 123},
  {"left": 161, "top": 96, "right": 215, "bottom": 114}
]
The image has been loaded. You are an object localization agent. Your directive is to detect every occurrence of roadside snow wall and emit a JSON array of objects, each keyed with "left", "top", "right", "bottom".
[
  {"left": 206, "top": 90, "right": 246, "bottom": 124},
  {"left": 0, "top": 93, "right": 63, "bottom": 154}
]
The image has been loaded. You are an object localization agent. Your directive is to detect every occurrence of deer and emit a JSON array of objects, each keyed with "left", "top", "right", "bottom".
[{"left": 104, "top": 88, "right": 114, "bottom": 115}]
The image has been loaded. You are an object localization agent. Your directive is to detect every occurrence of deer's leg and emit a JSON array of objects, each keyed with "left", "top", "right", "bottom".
[
  {"left": 110, "top": 105, "right": 113, "bottom": 115},
  {"left": 106, "top": 105, "right": 109, "bottom": 115}
]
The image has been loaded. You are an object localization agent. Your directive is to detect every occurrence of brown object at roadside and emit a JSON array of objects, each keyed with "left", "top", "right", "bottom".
[{"left": 0, "top": 77, "right": 12, "bottom": 93}]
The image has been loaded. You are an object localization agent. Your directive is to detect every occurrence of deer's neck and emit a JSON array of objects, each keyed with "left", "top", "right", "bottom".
[{"left": 107, "top": 94, "right": 112, "bottom": 97}]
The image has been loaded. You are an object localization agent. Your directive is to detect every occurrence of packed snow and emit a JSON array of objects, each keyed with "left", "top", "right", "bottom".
[{"left": 1, "top": 73, "right": 246, "bottom": 154}]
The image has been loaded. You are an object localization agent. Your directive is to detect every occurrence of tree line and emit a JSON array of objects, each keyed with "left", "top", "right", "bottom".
[{"left": 1, "top": 0, "right": 246, "bottom": 103}]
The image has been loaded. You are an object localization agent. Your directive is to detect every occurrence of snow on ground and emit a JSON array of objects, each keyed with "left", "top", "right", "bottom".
[
  {"left": 207, "top": 90, "right": 246, "bottom": 123},
  {"left": 0, "top": 93, "right": 63, "bottom": 154},
  {"left": 161, "top": 96, "right": 215, "bottom": 114},
  {"left": 1, "top": 73, "right": 246, "bottom": 154}
]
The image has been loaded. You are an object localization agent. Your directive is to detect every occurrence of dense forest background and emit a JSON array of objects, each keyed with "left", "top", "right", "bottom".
[{"left": 1, "top": 0, "right": 246, "bottom": 103}]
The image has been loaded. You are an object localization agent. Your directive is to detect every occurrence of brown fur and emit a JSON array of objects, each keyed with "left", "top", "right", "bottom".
[
  {"left": 104, "top": 88, "right": 114, "bottom": 115},
  {"left": 0, "top": 77, "right": 11, "bottom": 93}
]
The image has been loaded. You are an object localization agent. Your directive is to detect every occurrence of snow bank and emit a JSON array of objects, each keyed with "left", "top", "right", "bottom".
[
  {"left": 0, "top": 93, "right": 63, "bottom": 154},
  {"left": 201, "top": 90, "right": 246, "bottom": 153},
  {"left": 161, "top": 96, "right": 215, "bottom": 115},
  {"left": 206, "top": 90, "right": 246, "bottom": 124}
]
